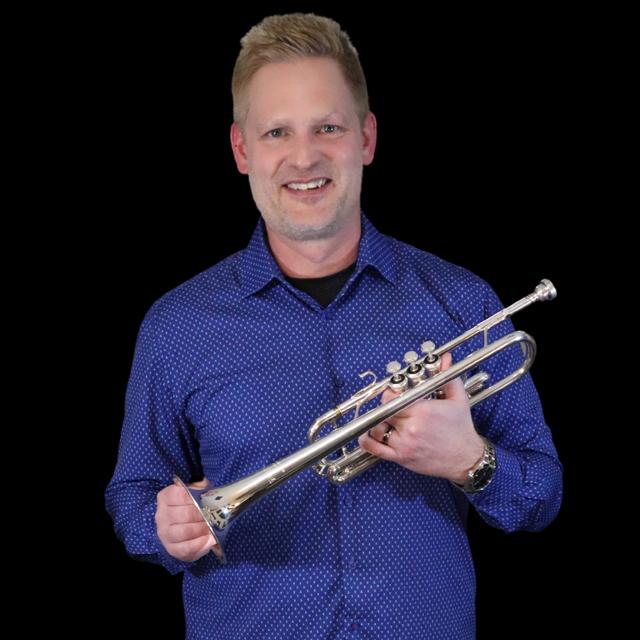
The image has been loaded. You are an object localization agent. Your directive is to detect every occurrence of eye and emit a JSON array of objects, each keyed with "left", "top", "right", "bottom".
[
  {"left": 319, "top": 124, "right": 340, "bottom": 134},
  {"left": 266, "top": 128, "right": 284, "bottom": 138}
]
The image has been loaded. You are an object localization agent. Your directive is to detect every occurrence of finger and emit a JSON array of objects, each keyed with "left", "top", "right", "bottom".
[
  {"left": 358, "top": 431, "right": 400, "bottom": 462},
  {"left": 380, "top": 386, "right": 416, "bottom": 421},
  {"left": 161, "top": 484, "right": 199, "bottom": 507},
  {"left": 381, "top": 387, "right": 401, "bottom": 404},
  {"left": 195, "top": 532, "right": 222, "bottom": 560},
  {"left": 169, "top": 535, "right": 215, "bottom": 562},
  {"left": 361, "top": 421, "right": 391, "bottom": 445},
  {"left": 440, "top": 352, "right": 452, "bottom": 370},
  {"left": 165, "top": 521, "right": 212, "bottom": 544},
  {"left": 438, "top": 352, "right": 467, "bottom": 401},
  {"left": 166, "top": 477, "right": 212, "bottom": 506},
  {"left": 165, "top": 504, "right": 206, "bottom": 524}
]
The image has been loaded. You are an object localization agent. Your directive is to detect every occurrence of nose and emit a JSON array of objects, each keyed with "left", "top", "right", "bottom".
[{"left": 287, "top": 131, "right": 323, "bottom": 170}]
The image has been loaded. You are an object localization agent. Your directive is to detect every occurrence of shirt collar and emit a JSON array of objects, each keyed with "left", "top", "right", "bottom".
[{"left": 239, "top": 212, "right": 398, "bottom": 299}]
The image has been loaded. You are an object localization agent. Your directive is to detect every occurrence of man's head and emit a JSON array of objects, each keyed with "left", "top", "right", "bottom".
[
  {"left": 230, "top": 14, "right": 377, "bottom": 242},
  {"left": 232, "top": 14, "right": 370, "bottom": 130}
]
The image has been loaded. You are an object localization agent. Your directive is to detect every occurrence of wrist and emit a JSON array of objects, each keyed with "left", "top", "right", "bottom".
[
  {"left": 451, "top": 436, "right": 497, "bottom": 494},
  {"left": 451, "top": 435, "right": 485, "bottom": 485}
]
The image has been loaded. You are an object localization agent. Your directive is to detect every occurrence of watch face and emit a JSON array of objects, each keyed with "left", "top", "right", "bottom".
[
  {"left": 463, "top": 440, "right": 496, "bottom": 493},
  {"left": 472, "top": 466, "right": 493, "bottom": 490}
]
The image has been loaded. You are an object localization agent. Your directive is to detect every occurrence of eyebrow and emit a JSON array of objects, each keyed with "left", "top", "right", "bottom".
[{"left": 257, "top": 111, "right": 347, "bottom": 131}]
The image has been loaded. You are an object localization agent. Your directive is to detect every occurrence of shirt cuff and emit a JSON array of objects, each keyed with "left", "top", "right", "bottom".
[{"left": 464, "top": 443, "right": 521, "bottom": 507}]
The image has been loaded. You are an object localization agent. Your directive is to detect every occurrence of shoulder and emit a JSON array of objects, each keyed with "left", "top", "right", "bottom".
[
  {"left": 389, "top": 236, "right": 502, "bottom": 325},
  {"left": 140, "top": 250, "right": 244, "bottom": 336}
]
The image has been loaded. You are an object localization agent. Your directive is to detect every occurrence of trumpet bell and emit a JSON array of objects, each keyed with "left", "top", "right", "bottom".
[{"left": 173, "top": 476, "right": 228, "bottom": 564}]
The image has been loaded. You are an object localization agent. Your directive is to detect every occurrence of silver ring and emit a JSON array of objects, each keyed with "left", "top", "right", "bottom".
[{"left": 382, "top": 426, "right": 394, "bottom": 445}]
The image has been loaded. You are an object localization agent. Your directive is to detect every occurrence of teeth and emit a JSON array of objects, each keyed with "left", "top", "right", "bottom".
[{"left": 286, "top": 178, "right": 329, "bottom": 191}]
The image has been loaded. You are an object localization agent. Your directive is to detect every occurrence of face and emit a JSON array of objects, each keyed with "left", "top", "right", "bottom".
[{"left": 231, "top": 57, "right": 377, "bottom": 241}]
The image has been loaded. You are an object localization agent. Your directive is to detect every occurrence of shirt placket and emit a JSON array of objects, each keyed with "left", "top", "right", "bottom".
[{"left": 321, "top": 304, "right": 368, "bottom": 639}]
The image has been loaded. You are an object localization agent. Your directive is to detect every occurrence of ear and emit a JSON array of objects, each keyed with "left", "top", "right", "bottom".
[
  {"left": 230, "top": 122, "right": 249, "bottom": 175},
  {"left": 361, "top": 111, "right": 378, "bottom": 166}
]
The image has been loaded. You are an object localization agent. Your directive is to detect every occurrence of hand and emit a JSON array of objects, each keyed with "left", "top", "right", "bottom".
[
  {"left": 358, "top": 353, "right": 484, "bottom": 483},
  {"left": 155, "top": 478, "right": 222, "bottom": 562}
]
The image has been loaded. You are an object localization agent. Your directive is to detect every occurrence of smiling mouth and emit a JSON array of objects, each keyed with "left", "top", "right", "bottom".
[{"left": 283, "top": 178, "right": 332, "bottom": 196}]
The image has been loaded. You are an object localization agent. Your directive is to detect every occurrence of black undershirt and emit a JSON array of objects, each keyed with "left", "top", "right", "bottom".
[{"left": 284, "top": 261, "right": 357, "bottom": 308}]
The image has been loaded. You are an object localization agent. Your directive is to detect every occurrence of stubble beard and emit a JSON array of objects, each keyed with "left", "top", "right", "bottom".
[
  {"left": 252, "top": 177, "right": 359, "bottom": 242},
  {"left": 268, "top": 194, "right": 351, "bottom": 241}
]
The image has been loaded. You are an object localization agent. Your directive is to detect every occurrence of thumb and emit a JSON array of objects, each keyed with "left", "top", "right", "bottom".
[{"left": 188, "top": 477, "right": 210, "bottom": 490}]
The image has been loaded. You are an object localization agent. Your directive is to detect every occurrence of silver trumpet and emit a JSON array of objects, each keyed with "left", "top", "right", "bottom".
[{"left": 175, "top": 279, "right": 557, "bottom": 562}]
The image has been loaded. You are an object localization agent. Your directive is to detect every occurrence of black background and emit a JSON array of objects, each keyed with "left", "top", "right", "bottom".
[{"left": 50, "top": 3, "right": 605, "bottom": 638}]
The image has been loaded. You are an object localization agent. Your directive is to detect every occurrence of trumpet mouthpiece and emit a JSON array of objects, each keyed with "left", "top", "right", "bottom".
[{"left": 535, "top": 279, "right": 557, "bottom": 302}]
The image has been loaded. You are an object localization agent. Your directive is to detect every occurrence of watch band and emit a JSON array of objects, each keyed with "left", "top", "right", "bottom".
[{"left": 454, "top": 437, "right": 497, "bottom": 494}]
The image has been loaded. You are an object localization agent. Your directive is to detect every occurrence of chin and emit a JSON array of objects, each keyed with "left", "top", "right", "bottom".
[{"left": 274, "top": 209, "right": 344, "bottom": 241}]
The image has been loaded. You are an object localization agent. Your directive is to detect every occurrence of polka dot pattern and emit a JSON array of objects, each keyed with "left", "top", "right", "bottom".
[{"left": 105, "top": 214, "right": 562, "bottom": 639}]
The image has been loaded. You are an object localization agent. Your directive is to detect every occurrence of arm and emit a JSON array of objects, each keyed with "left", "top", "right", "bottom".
[
  {"left": 359, "top": 283, "right": 563, "bottom": 533},
  {"left": 104, "top": 302, "right": 212, "bottom": 574},
  {"left": 463, "top": 350, "right": 563, "bottom": 532},
  {"left": 464, "top": 283, "right": 562, "bottom": 532}
]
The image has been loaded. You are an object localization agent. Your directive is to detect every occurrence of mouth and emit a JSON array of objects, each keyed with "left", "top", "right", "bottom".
[{"left": 282, "top": 177, "right": 333, "bottom": 199}]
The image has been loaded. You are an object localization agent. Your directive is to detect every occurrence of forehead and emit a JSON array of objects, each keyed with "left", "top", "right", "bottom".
[{"left": 245, "top": 57, "right": 358, "bottom": 126}]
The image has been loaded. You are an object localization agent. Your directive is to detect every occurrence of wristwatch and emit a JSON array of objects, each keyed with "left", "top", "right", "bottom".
[{"left": 457, "top": 437, "right": 497, "bottom": 494}]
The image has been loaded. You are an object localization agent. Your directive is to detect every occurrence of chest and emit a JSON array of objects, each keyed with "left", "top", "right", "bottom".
[{"left": 180, "top": 284, "right": 465, "bottom": 482}]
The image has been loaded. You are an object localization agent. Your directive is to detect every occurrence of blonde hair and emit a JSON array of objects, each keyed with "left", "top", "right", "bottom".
[{"left": 232, "top": 13, "right": 369, "bottom": 128}]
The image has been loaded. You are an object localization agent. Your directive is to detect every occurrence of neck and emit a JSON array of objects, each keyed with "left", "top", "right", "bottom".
[{"left": 265, "top": 216, "right": 361, "bottom": 278}]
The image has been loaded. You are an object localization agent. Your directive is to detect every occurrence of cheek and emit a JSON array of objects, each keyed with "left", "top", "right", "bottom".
[
  {"left": 251, "top": 154, "right": 280, "bottom": 182},
  {"left": 339, "top": 156, "right": 363, "bottom": 187},
  {"left": 337, "top": 146, "right": 364, "bottom": 174}
]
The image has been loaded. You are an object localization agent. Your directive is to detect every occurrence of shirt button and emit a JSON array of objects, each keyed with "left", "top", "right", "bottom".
[{"left": 350, "top": 622, "right": 360, "bottom": 631}]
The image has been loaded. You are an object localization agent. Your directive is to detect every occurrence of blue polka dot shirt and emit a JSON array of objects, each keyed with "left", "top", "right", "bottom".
[{"left": 106, "top": 213, "right": 562, "bottom": 640}]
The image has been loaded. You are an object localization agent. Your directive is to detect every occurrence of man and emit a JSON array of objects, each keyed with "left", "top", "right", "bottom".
[{"left": 106, "top": 13, "right": 562, "bottom": 639}]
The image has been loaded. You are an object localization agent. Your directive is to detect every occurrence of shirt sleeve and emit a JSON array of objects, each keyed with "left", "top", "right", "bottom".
[
  {"left": 463, "top": 282, "right": 563, "bottom": 532},
  {"left": 104, "top": 302, "right": 202, "bottom": 574}
]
